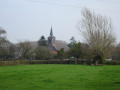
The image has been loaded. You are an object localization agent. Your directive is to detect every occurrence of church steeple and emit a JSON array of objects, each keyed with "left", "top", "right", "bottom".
[
  {"left": 50, "top": 27, "right": 53, "bottom": 36},
  {"left": 48, "top": 27, "right": 56, "bottom": 46}
]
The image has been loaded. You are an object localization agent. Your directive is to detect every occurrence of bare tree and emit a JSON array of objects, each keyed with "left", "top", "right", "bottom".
[
  {"left": 0, "top": 28, "right": 8, "bottom": 60},
  {"left": 17, "top": 41, "right": 33, "bottom": 60},
  {"left": 0, "top": 28, "right": 16, "bottom": 60},
  {"left": 0, "top": 27, "right": 7, "bottom": 48},
  {"left": 78, "top": 8, "right": 116, "bottom": 64}
]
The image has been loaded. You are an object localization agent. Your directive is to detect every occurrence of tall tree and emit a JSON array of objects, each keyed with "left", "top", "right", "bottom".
[
  {"left": 67, "top": 37, "right": 76, "bottom": 48},
  {"left": 0, "top": 27, "right": 7, "bottom": 48},
  {"left": 0, "top": 28, "right": 9, "bottom": 60},
  {"left": 38, "top": 36, "right": 47, "bottom": 46},
  {"left": 8, "top": 44, "right": 16, "bottom": 59},
  {"left": 17, "top": 41, "right": 33, "bottom": 60},
  {"left": 78, "top": 8, "right": 116, "bottom": 64},
  {"left": 35, "top": 46, "right": 51, "bottom": 60},
  {"left": 69, "top": 42, "right": 82, "bottom": 60}
]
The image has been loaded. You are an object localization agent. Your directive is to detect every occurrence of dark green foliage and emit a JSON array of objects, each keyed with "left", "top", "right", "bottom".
[
  {"left": 57, "top": 48, "right": 65, "bottom": 60},
  {"left": 69, "top": 42, "right": 82, "bottom": 60},
  {"left": 67, "top": 37, "right": 76, "bottom": 48},
  {"left": 37, "top": 36, "right": 47, "bottom": 46}
]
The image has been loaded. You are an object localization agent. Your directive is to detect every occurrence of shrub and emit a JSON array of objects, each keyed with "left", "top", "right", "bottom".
[
  {"left": 0, "top": 60, "right": 120, "bottom": 66},
  {"left": 105, "top": 61, "right": 120, "bottom": 65}
]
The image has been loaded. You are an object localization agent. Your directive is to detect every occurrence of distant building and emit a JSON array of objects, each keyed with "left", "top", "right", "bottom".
[
  {"left": 48, "top": 27, "right": 56, "bottom": 46},
  {"left": 47, "top": 27, "right": 57, "bottom": 54},
  {"left": 27, "top": 27, "right": 69, "bottom": 55},
  {"left": 47, "top": 27, "right": 69, "bottom": 54}
]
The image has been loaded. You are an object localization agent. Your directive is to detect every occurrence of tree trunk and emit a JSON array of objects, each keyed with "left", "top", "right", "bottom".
[
  {"left": 75, "top": 58, "right": 78, "bottom": 64},
  {"left": 95, "top": 60, "right": 98, "bottom": 65}
]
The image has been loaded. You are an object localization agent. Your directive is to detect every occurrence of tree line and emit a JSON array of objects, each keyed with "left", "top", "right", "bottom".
[{"left": 0, "top": 8, "right": 119, "bottom": 65}]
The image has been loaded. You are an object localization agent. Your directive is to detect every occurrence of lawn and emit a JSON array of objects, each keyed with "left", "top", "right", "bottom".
[{"left": 0, "top": 65, "right": 120, "bottom": 90}]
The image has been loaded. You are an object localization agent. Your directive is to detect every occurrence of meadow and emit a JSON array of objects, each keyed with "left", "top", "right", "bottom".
[{"left": 0, "top": 64, "right": 120, "bottom": 90}]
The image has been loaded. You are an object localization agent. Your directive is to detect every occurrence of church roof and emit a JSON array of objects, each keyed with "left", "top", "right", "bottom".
[
  {"left": 54, "top": 40, "right": 69, "bottom": 51},
  {"left": 29, "top": 40, "right": 69, "bottom": 52}
]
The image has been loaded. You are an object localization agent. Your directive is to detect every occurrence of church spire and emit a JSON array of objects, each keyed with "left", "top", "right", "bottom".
[
  {"left": 48, "top": 26, "right": 56, "bottom": 46},
  {"left": 50, "top": 26, "right": 53, "bottom": 36}
]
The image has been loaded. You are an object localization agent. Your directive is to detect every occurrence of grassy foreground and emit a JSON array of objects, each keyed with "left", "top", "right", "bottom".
[{"left": 0, "top": 65, "right": 120, "bottom": 90}]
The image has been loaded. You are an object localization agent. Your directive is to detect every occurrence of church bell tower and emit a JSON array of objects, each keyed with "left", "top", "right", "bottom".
[{"left": 48, "top": 27, "right": 56, "bottom": 46}]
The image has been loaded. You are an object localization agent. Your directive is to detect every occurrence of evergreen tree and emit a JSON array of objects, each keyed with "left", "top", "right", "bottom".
[
  {"left": 69, "top": 42, "right": 82, "bottom": 60},
  {"left": 38, "top": 36, "right": 47, "bottom": 46},
  {"left": 67, "top": 37, "right": 76, "bottom": 48}
]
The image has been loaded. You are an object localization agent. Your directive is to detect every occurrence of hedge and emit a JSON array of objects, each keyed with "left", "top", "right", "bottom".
[
  {"left": 105, "top": 61, "right": 120, "bottom": 65},
  {"left": 0, "top": 60, "right": 91, "bottom": 66},
  {"left": 0, "top": 60, "right": 120, "bottom": 66}
]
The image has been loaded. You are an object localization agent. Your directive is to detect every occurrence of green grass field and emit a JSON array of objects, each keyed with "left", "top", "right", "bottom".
[{"left": 0, "top": 65, "right": 120, "bottom": 90}]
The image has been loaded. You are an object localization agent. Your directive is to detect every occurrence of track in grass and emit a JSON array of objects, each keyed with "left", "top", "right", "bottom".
[{"left": 0, "top": 64, "right": 120, "bottom": 90}]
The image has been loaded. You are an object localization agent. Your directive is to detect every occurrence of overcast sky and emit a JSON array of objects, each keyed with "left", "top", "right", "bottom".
[{"left": 0, "top": 0, "right": 120, "bottom": 43}]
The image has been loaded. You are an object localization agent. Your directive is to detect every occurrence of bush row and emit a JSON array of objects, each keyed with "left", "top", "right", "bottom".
[
  {"left": 0, "top": 60, "right": 120, "bottom": 66},
  {"left": 0, "top": 60, "right": 30, "bottom": 66},
  {"left": 105, "top": 61, "right": 120, "bottom": 65},
  {"left": 0, "top": 60, "right": 91, "bottom": 66},
  {"left": 29, "top": 60, "right": 91, "bottom": 65}
]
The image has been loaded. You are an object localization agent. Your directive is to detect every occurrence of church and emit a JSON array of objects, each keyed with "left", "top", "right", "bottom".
[
  {"left": 30, "top": 27, "right": 69, "bottom": 55},
  {"left": 47, "top": 27, "right": 69, "bottom": 54}
]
